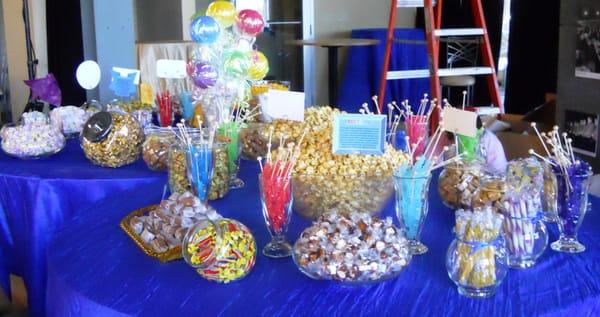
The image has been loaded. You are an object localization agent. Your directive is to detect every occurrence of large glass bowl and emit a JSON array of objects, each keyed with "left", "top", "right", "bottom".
[
  {"left": 292, "top": 211, "right": 412, "bottom": 285},
  {"left": 292, "top": 173, "right": 394, "bottom": 220},
  {"left": 1, "top": 123, "right": 66, "bottom": 159}
]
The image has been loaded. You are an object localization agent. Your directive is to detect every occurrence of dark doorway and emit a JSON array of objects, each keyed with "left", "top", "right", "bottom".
[
  {"left": 46, "top": 0, "right": 85, "bottom": 105},
  {"left": 505, "top": 0, "right": 560, "bottom": 114}
]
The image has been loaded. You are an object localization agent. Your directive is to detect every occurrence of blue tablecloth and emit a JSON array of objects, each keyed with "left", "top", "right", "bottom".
[
  {"left": 338, "top": 28, "right": 430, "bottom": 113},
  {"left": 46, "top": 162, "right": 600, "bottom": 316},
  {"left": 0, "top": 139, "right": 166, "bottom": 316}
]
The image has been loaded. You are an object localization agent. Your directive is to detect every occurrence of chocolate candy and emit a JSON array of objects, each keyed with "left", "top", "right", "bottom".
[
  {"left": 438, "top": 160, "right": 483, "bottom": 209},
  {"left": 293, "top": 211, "right": 411, "bottom": 283},
  {"left": 472, "top": 173, "right": 506, "bottom": 213},
  {"left": 142, "top": 130, "right": 175, "bottom": 171},
  {"left": 81, "top": 111, "right": 144, "bottom": 168},
  {"left": 239, "top": 123, "right": 271, "bottom": 160},
  {"left": 129, "top": 192, "right": 221, "bottom": 253}
]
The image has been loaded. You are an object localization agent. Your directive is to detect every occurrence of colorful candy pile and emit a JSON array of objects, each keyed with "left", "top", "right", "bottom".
[
  {"left": 49, "top": 106, "right": 88, "bottom": 136},
  {"left": 294, "top": 211, "right": 411, "bottom": 283},
  {"left": 184, "top": 218, "right": 256, "bottom": 283},
  {"left": 451, "top": 207, "right": 504, "bottom": 288},
  {"left": 129, "top": 192, "right": 221, "bottom": 253},
  {"left": 501, "top": 158, "right": 543, "bottom": 258},
  {"left": 1, "top": 122, "right": 65, "bottom": 158}
]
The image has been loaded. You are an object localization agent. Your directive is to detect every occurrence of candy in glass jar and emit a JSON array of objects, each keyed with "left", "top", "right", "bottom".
[
  {"left": 80, "top": 111, "right": 144, "bottom": 168},
  {"left": 142, "top": 127, "right": 176, "bottom": 171},
  {"left": 446, "top": 207, "right": 508, "bottom": 298},
  {"left": 168, "top": 141, "right": 230, "bottom": 200},
  {"left": 472, "top": 171, "right": 506, "bottom": 213},
  {"left": 182, "top": 218, "right": 256, "bottom": 283},
  {"left": 500, "top": 158, "right": 548, "bottom": 268},
  {"left": 438, "top": 159, "right": 483, "bottom": 209}
]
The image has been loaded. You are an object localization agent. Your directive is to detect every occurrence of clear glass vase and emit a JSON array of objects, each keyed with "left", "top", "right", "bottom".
[
  {"left": 503, "top": 215, "right": 548, "bottom": 268},
  {"left": 551, "top": 170, "right": 593, "bottom": 253},
  {"left": 446, "top": 235, "right": 508, "bottom": 298},
  {"left": 259, "top": 174, "right": 293, "bottom": 258},
  {"left": 393, "top": 172, "right": 431, "bottom": 255},
  {"left": 542, "top": 162, "right": 558, "bottom": 222},
  {"left": 185, "top": 141, "right": 216, "bottom": 204},
  {"left": 218, "top": 122, "right": 245, "bottom": 189}
]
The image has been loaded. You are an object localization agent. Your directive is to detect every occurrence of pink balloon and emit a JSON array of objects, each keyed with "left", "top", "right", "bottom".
[{"left": 235, "top": 9, "right": 264, "bottom": 37}]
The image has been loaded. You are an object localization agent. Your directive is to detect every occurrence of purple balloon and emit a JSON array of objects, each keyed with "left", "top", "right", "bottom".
[{"left": 191, "top": 62, "right": 218, "bottom": 89}]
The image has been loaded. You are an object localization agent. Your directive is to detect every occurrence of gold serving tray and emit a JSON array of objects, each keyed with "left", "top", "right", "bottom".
[{"left": 120, "top": 205, "right": 183, "bottom": 263}]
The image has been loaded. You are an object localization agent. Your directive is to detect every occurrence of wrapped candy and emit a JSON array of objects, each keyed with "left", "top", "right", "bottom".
[
  {"left": 500, "top": 158, "right": 548, "bottom": 268},
  {"left": 182, "top": 218, "right": 256, "bottom": 283},
  {"left": 446, "top": 207, "right": 508, "bottom": 298},
  {"left": 127, "top": 192, "right": 221, "bottom": 255},
  {"left": 1, "top": 122, "right": 65, "bottom": 158},
  {"left": 50, "top": 106, "right": 87, "bottom": 137},
  {"left": 293, "top": 211, "right": 411, "bottom": 284}
]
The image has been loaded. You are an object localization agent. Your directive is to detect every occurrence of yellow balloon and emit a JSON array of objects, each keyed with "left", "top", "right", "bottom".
[
  {"left": 206, "top": 1, "right": 236, "bottom": 28},
  {"left": 248, "top": 51, "right": 269, "bottom": 81}
]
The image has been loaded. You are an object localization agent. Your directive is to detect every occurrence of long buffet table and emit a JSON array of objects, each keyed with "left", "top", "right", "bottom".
[{"left": 44, "top": 162, "right": 600, "bottom": 316}]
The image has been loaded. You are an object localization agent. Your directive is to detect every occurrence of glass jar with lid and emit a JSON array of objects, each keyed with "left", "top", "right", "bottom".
[
  {"left": 80, "top": 110, "right": 144, "bottom": 168},
  {"left": 142, "top": 126, "right": 176, "bottom": 171},
  {"left": 182, "top": 218, "right": 256, "bottom": 283}
]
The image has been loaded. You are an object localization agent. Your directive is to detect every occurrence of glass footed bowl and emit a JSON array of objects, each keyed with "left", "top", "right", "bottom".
[
  {"left": 291, "top": 173, "right": 394, "bottom": 220},
  {"left": 291, "top": 235, "right": 412, "bottom": 285},
  {"left": 1, "top": 123, "right": 66, "bottom": 159}
]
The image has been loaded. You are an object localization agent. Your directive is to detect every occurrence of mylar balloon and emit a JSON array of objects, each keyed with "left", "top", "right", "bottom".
[
  {"left": 235, "top": 9, "right": 265, "bottom": 37},
  {"left": 248, "top": 51, "right": 269, "bottom": 80},
  {"left": 223, "top": 51, "right": 251, "bottom": 78},
  {"left": 206, "top": 1, "right": 236, "bottom": 28},
  {"left": 190, "top": 16, "right": 221, "bottom": 44},
  {"left": 191, "top": 62, "right": 218, "bottom": 89}
]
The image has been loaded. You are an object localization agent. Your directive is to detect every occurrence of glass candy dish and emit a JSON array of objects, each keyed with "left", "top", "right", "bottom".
[
  {"left": 292, "top": 173, "right": 394, "bottom": 220},
  {"left": 1, "top": 122, "right": 66, "bottom": 159},
  {"left": 292, "top": 211, "right": 412, "bottom": 285}
]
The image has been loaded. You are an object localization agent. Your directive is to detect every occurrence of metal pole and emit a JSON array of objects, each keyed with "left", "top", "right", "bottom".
[{"left": 23, "top": 0, "right": 36, "bottom": 81}]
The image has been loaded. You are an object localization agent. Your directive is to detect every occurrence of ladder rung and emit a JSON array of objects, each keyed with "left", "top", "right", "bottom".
[
  {"left": 387, "top": 67, "right": 494, "bottom": 80},
  {"left": 387, "top": 69, "right": 430, "bottom": 80},
  {"left": 434, "top": 28, "right": 485, "bottom": 37},
  {"left": 438, "top": 67, "right": 493, "bottom": 77},
  {"left": 397, "top": 0, "right": 436, "bottom": 8}
]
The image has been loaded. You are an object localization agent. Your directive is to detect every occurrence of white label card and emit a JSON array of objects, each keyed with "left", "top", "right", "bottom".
[
  {"left": 156, "top": 59, "right": 187, "bottom": 79},
  {"left": 442, "top": 107, "right": 478, "bottom": 137},
  {"left": 112, "top": 67, "right": 141, "bottom": 85},
  {"left": 262, "top": 90, "right": 305, "bottom": 122}
]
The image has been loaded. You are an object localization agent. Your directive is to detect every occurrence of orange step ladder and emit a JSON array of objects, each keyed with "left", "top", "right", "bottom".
[{"left": 377, "top": 0, "right": 503, "bottom": 128}]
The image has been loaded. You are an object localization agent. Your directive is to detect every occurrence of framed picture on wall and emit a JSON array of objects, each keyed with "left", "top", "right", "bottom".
[
  {"left": 575, "top": 20, "right": 600, "bottom": 80},
  {"left": 565, "top": 110, "right": 598, "bottom": 157}
]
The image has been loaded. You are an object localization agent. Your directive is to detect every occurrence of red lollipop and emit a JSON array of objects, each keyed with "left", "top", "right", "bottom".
[{"left": 235, "top": 9, "right": 264, "bottom": 37}]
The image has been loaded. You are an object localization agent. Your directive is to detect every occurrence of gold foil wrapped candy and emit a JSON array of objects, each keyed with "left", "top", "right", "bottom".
[{"left": 81, "top": 111, "right": 144, "bottom": 168}]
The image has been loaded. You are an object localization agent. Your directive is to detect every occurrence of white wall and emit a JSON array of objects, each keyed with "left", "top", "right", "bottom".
[
  {"left": 2, "top": 0, "right": 47, "bottom": 121},
  {"left": 311, "top": 0, "right": 415, "bottom": 106}
]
